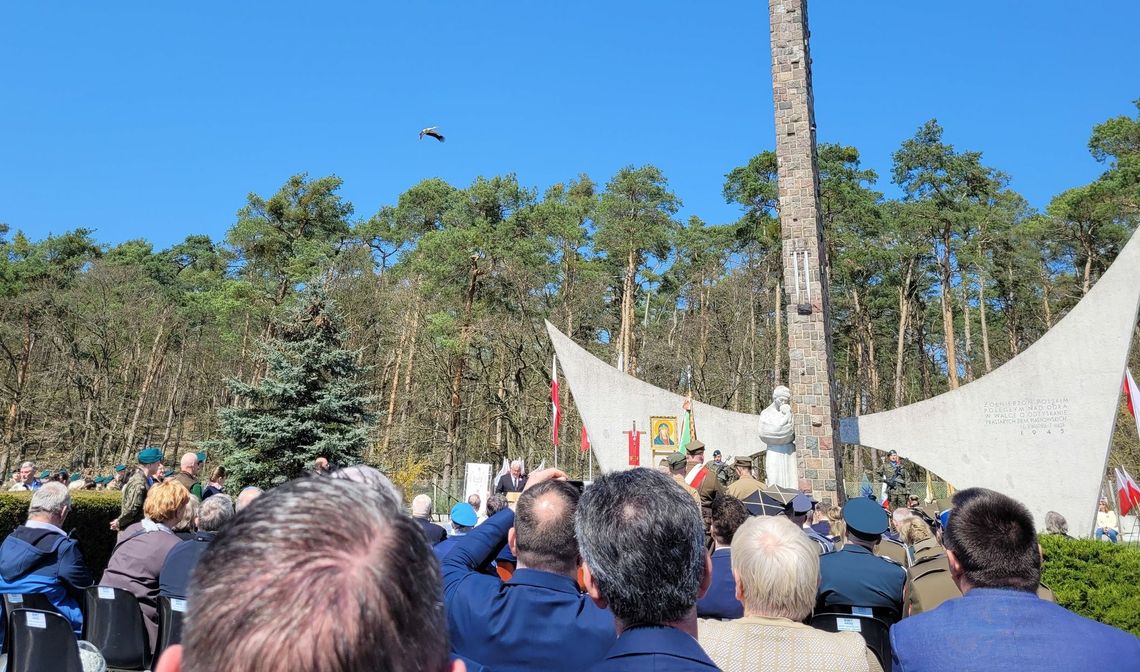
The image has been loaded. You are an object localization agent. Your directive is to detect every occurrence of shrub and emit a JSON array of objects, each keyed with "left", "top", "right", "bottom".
[
  {"left": 1040, "top": 534, "right": 1140, "bottom": 635},
  {"left": 0, "top": 491, "right": 121, "bottom": 578}
]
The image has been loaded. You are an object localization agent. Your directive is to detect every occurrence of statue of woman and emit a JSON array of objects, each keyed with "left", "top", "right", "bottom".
[{"left": 759, "top": 386, "right": 798, "bottom": 489}]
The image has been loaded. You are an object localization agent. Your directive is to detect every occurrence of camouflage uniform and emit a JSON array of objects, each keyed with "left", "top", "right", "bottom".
[
  {"left": 880, "top": 460, "right": 908, "bottom": 510},
  {"left": 115, "top": 469, "right": 149, "bottom": 529}
]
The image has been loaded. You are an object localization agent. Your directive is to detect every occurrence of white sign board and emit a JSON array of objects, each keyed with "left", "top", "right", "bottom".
[{"left": 464, "top": 463, "right": 492, "bottom": 517}]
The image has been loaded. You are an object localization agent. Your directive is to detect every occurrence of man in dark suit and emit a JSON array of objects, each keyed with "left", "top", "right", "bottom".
[
  {"left": 579, "top": 468, "right": 719, "bottom": 671},
  {"left": 411, "top": 494, "right": 447, "bottom": 545},
  {"left": 494, "top": 460, "right": 527, "bottom": 494},
  {"left": 817, "top": 496, "right": 906, "bottom": 620},
  {"left": 891, "top": 488, "right": 1140, "bottom": 671},
  {"left": 442, "top": 469, "right": 614, "bottom": 671},
  {"left": 696, "top": 494, "right": 747, "bottom": 620},
  {"left": 160, "top": 494, "right": 235, "bottom": 598}
]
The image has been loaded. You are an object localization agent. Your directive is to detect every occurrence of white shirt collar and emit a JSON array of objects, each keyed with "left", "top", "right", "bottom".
[
  {"left": 141, "top": 518, "right": 174, "bottom": 534},
  {"left": 25, "top": 520, "right": 66, "bottom": 537}
]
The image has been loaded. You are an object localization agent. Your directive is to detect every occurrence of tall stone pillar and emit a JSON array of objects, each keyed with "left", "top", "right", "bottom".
[{"left": 769, "top": 0, "right": 844, "bottom": 504}]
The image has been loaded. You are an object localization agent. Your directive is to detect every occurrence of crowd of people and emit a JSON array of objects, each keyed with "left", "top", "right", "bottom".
[{"left": 0, "top": 445, "right": 1136, "bottom": 671}]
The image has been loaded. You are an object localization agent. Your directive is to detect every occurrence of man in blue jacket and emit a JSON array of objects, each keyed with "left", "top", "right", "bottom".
[
  {"left": 0, "top": 482, "right": 93, "bottom": 637},
  {"left": 442, "top": 469, "right": 615, "bottom": 671},
  {"left": 891, "top": 487, "right": 1140, "bottom": 671}
]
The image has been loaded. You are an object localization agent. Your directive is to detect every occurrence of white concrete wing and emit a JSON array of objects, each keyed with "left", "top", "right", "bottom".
[
  {"left": 841, "top": 231, "right": 1140, "bottom": 537},
  {"left": 546, "top": 322, "right": 765, "bottom": 473}
]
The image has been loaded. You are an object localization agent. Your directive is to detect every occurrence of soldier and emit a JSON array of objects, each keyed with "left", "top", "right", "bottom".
[
  {"left": 879, "top": 449, "right": 908, "bottom": 510},
  {"left": 682, "top": 441, "right": 723, "bottom": 532},
  {"left": 110, "top": 447, "right": 164, "bottom": 532},
  {"left": 817, "top": 496, "right": 906, "bottom": 622},
  {"left": 107, "top": 464, "right": 126, "bottom": 491},
  {"left": 725, "top": 457, "right": 765, "bottom": 500},
  {"left": 666, "top": 452, "right": 702, "bottom": 509}
]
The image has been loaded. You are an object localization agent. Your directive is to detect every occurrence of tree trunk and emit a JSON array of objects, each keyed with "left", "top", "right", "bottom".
[
  {"left": 2, "top": 308, "right": 36, "bottom": 476},
  {"left": 122, "top": 316, "right": 168, "bottom": 461},
  {"left": 444, "top": 257, "right": 482, "bottom": 486},
  {"left": 962, "top": 286, "right": 973, "bottom": 383},
  {"left": 978, "top": 272, "right": 992, "bottom": 373},
  {"left": 893, "top": 260, "right": 914, "bottom": 408},
  {"left": 160, "top": 339, "right": 187, "bottom": 450},
  {"left": 939, "top": 224, "right": 960, "bottom": 389}
]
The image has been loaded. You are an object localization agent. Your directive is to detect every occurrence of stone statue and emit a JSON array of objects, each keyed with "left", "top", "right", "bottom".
[{"left": 759, "top": 385, "right": 799, "bottom": 489}]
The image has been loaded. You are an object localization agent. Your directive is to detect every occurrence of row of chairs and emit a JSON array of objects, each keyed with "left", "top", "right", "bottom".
[
  {"left": 810, "top": 607, "right": 895, "bottom": 672},
  {"left": 3, "top": 586, "right": 185, "bottom": 672}
]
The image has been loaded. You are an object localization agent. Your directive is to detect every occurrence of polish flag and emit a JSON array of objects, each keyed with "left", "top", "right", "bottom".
[
  {"left": 551, "top": 355, "right": 561, "bottom": 448},
  {"left": 580, "top": 426, "right": 590, "bottom": 454},
  {"left": 1125, "top": 369, "right": 1140, "bottom": 440},
  {"left": 1116, "top": 466, "right": 1140, "bottom": 517}
]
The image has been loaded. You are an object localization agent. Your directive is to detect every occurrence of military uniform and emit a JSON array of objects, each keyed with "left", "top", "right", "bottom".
[
  {"left": 115, "top": 469, "right": 149, "bottom": 530},
  {"left": 877, "top": 535, "right": 909, "bottom": 567},
  {"left": 168, "top": 470, "right": 203, "bottom": 499},
  {"left": 672, "top": 474, "right": 702, "bottom": 509},
  {"left": 725, "top": 457, "right": 766, "bottom": 500},
  {"left": 817, "top": 497, "right": 906, "bottom": 620},
  {"left": 904, "top": 541, "right": 1057, "bottom": 617},
  {"left": 684, "top": 443, "right": 724, "bottom": 531},
  {"left": 880, "top": 456, "right": 907, "bottom": 510}
]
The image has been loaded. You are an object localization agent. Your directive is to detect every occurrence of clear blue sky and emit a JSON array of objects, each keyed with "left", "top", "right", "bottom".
[{"left": 2, "top": 1, "right": 1137, "bottom": 250}]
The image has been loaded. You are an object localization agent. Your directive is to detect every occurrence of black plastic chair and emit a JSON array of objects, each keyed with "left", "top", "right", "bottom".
[
  {"left": 810, "top": 611, "right": 893, "bottom": 672},
  {"left": 1, "top": 593, "right": 64, "bottom": 654},
  {"left": 83, "top": 585, "right": 150, "bottom": 671},
  {"left": 7, "top": 608, "right": 84, "bottom": 672},
  {"left": 156, "top": 595, "right": 187, "bottom": 656}
]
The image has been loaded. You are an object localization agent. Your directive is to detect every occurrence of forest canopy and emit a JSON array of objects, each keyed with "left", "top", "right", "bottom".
[{"left": 1, "top": 104, "right": 1137, "bottom": 491}]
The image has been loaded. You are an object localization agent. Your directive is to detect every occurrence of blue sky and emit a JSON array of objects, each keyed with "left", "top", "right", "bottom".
[{"left": 2, "top": 1, "right": 1137, "bottom": 250}]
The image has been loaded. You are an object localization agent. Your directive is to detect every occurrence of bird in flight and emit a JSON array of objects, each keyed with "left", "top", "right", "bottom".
[{"left": 419, "top": 126, "right": 445, "bottom": 142}]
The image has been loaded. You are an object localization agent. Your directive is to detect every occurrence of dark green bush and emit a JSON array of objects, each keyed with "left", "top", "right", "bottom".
[
  {"left": 0, "top": 491, "right": 121, "bottom": 579},
  {"left": 1040, "top": 534, "right": 1140, "bottom": 635}
]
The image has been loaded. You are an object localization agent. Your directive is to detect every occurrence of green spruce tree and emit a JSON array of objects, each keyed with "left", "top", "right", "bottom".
[{"left": 206, "top": 285, "right": 373, "bottom": 489}]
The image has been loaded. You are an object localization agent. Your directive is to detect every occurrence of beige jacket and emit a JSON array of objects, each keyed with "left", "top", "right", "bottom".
[{"left": 699, "top": 615, "right": 882, "bottom": 672}]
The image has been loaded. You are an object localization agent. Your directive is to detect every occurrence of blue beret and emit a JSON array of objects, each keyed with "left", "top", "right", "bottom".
[
  {"left": 843, "top": 496, "right": 889, "bottom": 536},
  {"left": 137, "top": 447, "right": 164, "bottom": 465},
  {"left": 69, "top": 473, "right": 82, "bottom": 482},
  {"left": 114, "top": 464, "right": 126, "bottom": 472},
  {"left": 450, "top": 503, "right": 478, "bottom": 527}
]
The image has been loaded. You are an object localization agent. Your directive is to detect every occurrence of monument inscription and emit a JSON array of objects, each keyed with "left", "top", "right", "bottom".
[{"left": 983, "top": 398, "right": 1071, "bottom": 435}]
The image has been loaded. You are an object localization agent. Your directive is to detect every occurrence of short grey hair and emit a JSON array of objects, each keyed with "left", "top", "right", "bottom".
[
  {"left": 19, "top": 461, "right": 35, "bottom": 471},
  {"left": 1044, "top": 511, "right": 1068, "bottom": 535},
  {"left": 510, "top": 460, "right": 523, "bottom": 470},
  {"left": 198, "top": 494, "right": 235, "bottom": 532},
  {"left": 28, "top": 482, "right": 70, "bottom": 517},
  {"left": 732, "top": 515, "right": 819, "bottom": 620},
  {"left": 183, "top": 477, "right": 450, "bottom": 672},
  {"left": 173, "top": 495, "right": 200, "bottom": 532},
  {"left": 576, "top": 468, "right": 705, "bottom": 626}
]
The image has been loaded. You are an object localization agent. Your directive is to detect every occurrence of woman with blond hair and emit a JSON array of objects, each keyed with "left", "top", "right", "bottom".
[{"left": 102, "top": 480, "right": 190, "bottom": 652}]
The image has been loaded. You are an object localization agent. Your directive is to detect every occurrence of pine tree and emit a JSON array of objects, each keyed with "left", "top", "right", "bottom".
[{"left": 205, "top": 286, "right": 373, "bottom": 489}]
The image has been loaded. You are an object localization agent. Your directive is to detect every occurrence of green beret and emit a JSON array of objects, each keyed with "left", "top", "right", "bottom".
[
  {"left": 163, "top": 468, "right": 174, "bottom": 477},
  {"left": 69, "top": 473, "right": 82, "bottom": 482},
  {"left": 196, "top": 451, "right": 207, "bottom": 463},
  {"left": 137, "top": 447, "right": 163, "bottom": 465},
  {"left": 114, "top": 464, "right": 126, "bottom": 472},
  {"left": 38, "top": 471, "right": 50, "bottom": 479}
]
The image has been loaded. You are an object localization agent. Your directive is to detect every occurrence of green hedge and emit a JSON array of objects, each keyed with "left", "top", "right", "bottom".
[
  {"left": 1040, "top": 535, "right": 1140, "bottom": 635},
  {"left": 0, "top": 492, "right": 121, "bottom": 579}
]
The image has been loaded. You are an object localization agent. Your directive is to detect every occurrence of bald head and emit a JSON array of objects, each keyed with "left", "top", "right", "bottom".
[
  {"left": 236, "top": 487, "right": 263, "bottom": 511},
  {"left": 512, "top": 480, "right": 581, "bottom": 576},
  {"left": 181, "top": 453, "right": 200, "bottom": 474}
]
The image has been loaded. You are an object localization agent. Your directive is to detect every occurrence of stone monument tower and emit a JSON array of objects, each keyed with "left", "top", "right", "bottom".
[{"left": 769, "top": 0, "right": 843, "bottom": 503}]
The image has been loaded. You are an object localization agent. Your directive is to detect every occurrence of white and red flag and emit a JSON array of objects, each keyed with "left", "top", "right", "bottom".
[
  {"left": 1125, "top": 369, "right": 1140, "bottom": 439},
  {"left": 1117, "top": 466, "right": 1140, "bottom": 517},
  {"left": 551, "top": 355, "right": 561, "bottom": 447},
  {"left": 580, "top": 426, "right": 590, "bottom": 453}
]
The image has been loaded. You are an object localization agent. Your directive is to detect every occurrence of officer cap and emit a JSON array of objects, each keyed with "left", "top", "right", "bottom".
[
  {"left": 843, "top": 496, "right": 889, "bottom": 536},
  {"left": 733, "top": 456, "right": 752, "bottom": 469},
  {"left": 712, "top": 450, "right": 721, "bottom": 457},
  {"left": 666, "top": 452, "right": 688, "bottom": 470},
  {"left": 788, "top": 493, "right": 817, "bottom": 515},
  {"left": 450, "top": 502, "right": 478, "bottom": 527},
  {"left": 888, "top": 449, "right": 898, "bottom": 456},
  {"left": 687, "top": 440, "right": 706, "bottom": 454},
  {"left": 114, "top": 464, "right": 126, "bottom": 472},
  {"left": 137, "top": 447, "right": 163, "bottom": 465}
]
